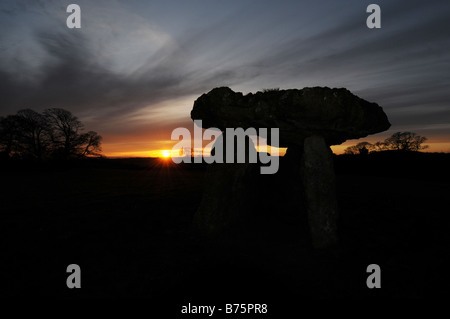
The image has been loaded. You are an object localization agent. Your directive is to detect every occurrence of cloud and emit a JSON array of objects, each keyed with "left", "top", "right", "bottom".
[
  {"left": 0, "top": 1, "right": 269, "bottom": 131},
  {"left": 1, "top": 0, "right": 449, "bottom": 152}
]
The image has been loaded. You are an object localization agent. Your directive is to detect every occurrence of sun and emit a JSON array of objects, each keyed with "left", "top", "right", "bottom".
[{"left": 161, "top": 150, "right": 171, "bottom": 158}]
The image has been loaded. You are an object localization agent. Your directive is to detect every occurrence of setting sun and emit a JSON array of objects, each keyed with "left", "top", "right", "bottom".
[{"left": 161, "top": 150, "right": 171, "bottom": 158}]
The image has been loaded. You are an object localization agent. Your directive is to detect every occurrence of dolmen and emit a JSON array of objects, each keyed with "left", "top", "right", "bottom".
[{"left": 190, "top": 87, "right": 390, "bottom": 249}]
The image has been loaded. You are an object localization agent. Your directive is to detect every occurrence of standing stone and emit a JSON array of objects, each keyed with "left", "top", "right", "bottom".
[
  {"left": 193, "top": 134, "right": 258, "bottom": 234},
  {"left": 190, "top": 87, "right": 391, "bottom": 249},
  {"left": 301, "top": 135, "right": 338, "bottom": 249}
]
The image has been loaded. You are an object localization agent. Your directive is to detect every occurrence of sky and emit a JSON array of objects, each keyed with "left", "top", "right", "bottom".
[{"left": 1, "top": 0, "right": 449, "bottom": 156}]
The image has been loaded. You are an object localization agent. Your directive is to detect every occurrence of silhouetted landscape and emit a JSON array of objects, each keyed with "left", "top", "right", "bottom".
[
  {"left": 1, "top": 151, "right": 449, "bottom": 305},
  {"left": 2, "top": 0, "right": 450, "bottom": 309}
]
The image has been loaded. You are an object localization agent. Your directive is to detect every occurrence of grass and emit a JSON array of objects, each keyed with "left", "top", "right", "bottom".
[{"left": 1, "top": 154, "right": 449, "bottom": 303}]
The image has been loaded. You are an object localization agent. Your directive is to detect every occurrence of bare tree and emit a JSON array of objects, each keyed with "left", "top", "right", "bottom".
[
  {"left": 344, "top": 142, "right": 374, "bottom": 155},
  {"left": 44, "top": 108, "right": 85, "bottom": 158},
  {"left": 0, "top": 115, "right": 20, "bottom": 158},
  {"left": 373, "top": 141, "right": 388, "bottom": 152},
  {"left": 344, "top": 132, "right": 429, "bottom": 155},
  {"left": 80, "top": 131, "right": 102, "bottom": 157},
  {"left": 15, "top": 109, "right": 50, "bottom": 159},
  {"left": 383, "top": 132, "right": 428, "bottom": 151},
  {"left": 1, "top": 108, "right": 102, "bottom": 160}
]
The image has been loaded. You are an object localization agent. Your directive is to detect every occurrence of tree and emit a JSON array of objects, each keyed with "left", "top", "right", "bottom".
[
  {"left": 343, "top": 132, "right": 429, "bottom": 155},
  {"left": 383, "top": 132, "right": 428, "bottom": 151},
  {"left": 15, "top": 109, "right": 50, "bottom": 160},
  {"left": 80, "top": 131, "right": 102, "bottom": 157},
  {"left": 373, "top": 141, "right": 388, "bottom": 152},
  {"left": 0, "top": 115, "right": 20, "bottom": 158},
  {"left": 44, "top": 108, "right": 87, "bottom": 159},
  {"left": 0, "top": 108, "right": 102, "bottom": 160},
  {"left": 344, "top": 142, "right": 374, "bottom": 155}
]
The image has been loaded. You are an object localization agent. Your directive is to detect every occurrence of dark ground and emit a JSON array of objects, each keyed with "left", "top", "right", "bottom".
[{"left": 1, "top": 152, "right": 449, "bottom": 308}]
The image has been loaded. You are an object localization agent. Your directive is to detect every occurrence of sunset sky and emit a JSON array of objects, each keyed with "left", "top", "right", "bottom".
[{"left": 1, "top": 0, "right": 449, "bottom": 156}]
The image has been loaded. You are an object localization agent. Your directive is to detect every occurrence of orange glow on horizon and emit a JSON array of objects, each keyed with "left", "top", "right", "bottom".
[
  {"left": 161, "top": 150, "right": 171, "bottom": 158},
  {"left": 101, "top": 142, "right": 450, "bottom": 158}
]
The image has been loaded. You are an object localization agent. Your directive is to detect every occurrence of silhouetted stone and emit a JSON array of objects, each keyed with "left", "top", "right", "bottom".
[
  {"left": 191, "top": 87, "right": 391, "bottom": 146},
  {"left": 301, "top": 135, "right": 338, "bottom": 248},
  {"left": 191, "top": 87, "right": 390, "bottom": 249},
  {"left": 194, "top": 134, "right": 259, "bottom": 233}
]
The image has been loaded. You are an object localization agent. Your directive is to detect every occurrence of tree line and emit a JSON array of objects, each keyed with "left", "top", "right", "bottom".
[
  {"left": 344, "top": 131, "right": 428, "bottom": 155},
  {"left": 0, "top": 108, "right": 102, "bottom": 160}
]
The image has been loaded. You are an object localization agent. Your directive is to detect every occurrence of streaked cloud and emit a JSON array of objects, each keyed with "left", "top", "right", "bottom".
[{"left": 0, "top": 0, "right": 449, "bottom": 154}]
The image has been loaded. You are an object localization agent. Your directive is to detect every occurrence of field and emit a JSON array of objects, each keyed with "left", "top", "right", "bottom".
[{"left": 1, "top": 153, "right": 449, "bottom": 305}]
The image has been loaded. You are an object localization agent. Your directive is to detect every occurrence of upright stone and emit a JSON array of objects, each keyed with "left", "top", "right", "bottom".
[
  {"left": 190, "top": 86, "right": 391, "bottom": 249},
  {"left": 193, "top": 134, "right": 258, "bottom": 233},
  {"left": 301, "top": 135, "right": 338, "bottom": 249}
]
